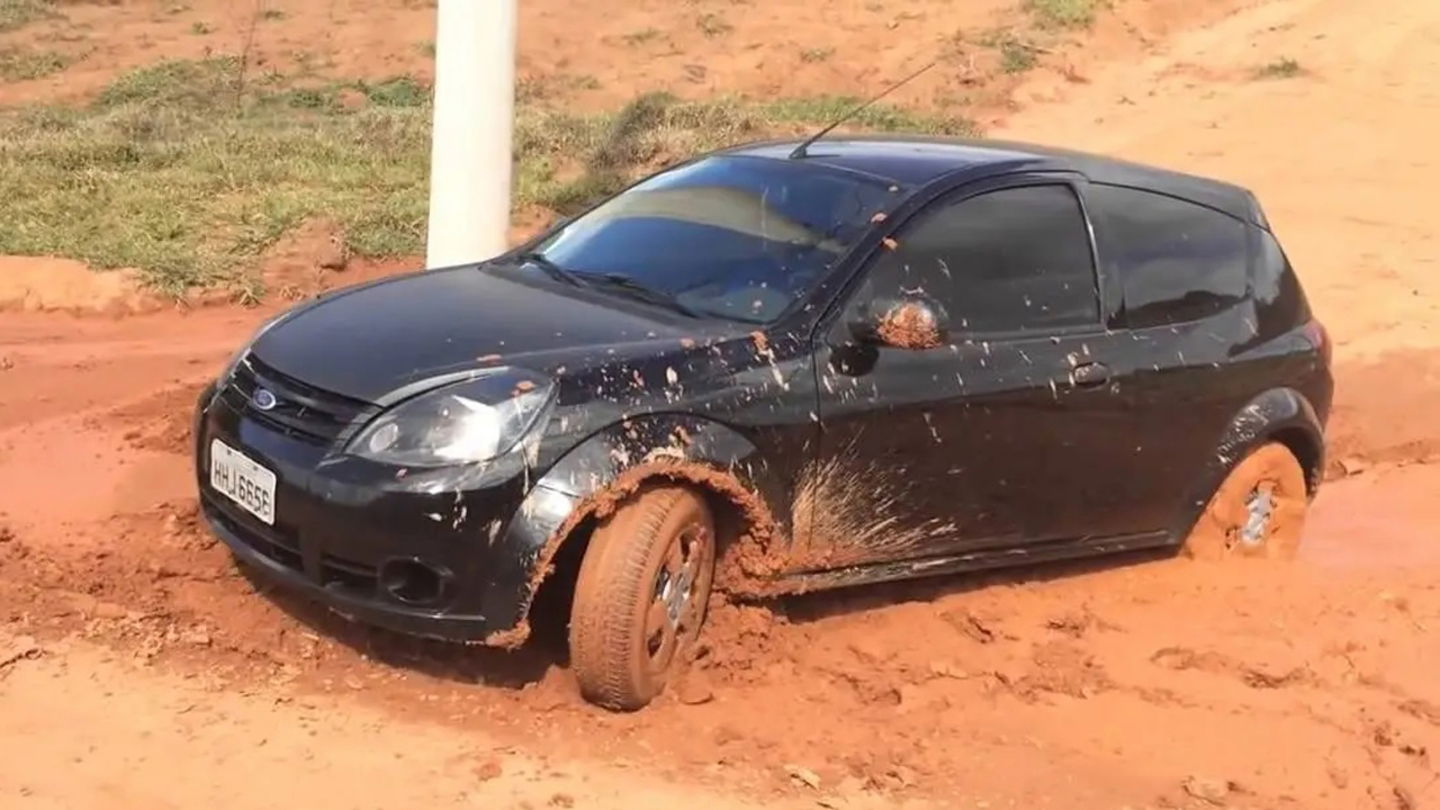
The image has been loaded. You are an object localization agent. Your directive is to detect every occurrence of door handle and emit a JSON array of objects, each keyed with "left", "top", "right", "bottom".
[{"left": 1070, "top": 361, "right": 1111, "bottom": 388}]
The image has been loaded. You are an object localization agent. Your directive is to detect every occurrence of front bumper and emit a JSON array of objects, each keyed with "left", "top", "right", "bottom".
[
  {"left": 193, "top": 378, "right": 566, "bottom": 643},
  {"left": 202, "top": 500, "right": 500, "bottom": 639}
]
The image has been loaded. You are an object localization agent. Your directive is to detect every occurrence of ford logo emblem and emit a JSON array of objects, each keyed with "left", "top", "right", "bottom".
[{"left": 251, "top": 388, "right": 278, "bottom": 411}]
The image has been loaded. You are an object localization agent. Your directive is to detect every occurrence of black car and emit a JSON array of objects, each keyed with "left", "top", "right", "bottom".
[{"left": 195, "top": 136, "right": 1332, "bottom": 710}]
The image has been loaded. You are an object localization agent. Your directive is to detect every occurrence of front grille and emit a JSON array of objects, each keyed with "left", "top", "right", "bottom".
[{"left": 220, "top": 353, "right": 372, "bottom": 444}]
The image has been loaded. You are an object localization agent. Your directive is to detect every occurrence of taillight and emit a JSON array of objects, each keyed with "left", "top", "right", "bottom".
[{"left": 1302, "top": 321, "right": 1331, "bottom": 366}]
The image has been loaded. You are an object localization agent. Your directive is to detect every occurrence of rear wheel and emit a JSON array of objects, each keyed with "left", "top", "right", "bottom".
[
  {"left": 569, "top": 484, "right": 716, "bottom": 710},
  {"left": 1184, "top": 442, "right": 1308, "bottom": 560}
]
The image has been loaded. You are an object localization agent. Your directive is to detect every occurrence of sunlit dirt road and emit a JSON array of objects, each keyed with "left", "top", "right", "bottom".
[{"left": 3, "top": 0, "right": 1439, "bottom": 807}]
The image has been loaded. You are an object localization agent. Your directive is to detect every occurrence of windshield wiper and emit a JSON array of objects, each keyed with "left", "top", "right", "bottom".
[
  {"left": 584, "top": 273, "right": 705, "bottom": 319},
  {"left": 515, "top": 252, "right": 587, "bottom": 287}
]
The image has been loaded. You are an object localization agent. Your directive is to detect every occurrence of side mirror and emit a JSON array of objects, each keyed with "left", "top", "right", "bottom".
[{"left": 849, "top": 293, "right": 949, "bottom": 350}]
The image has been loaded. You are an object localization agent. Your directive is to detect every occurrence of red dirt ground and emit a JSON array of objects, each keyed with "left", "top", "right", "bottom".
[
  {"left": 0, "top": 0, "right": 1250, "bottom": 115},
  {"left": 3, "top": 0, "right": 1440, "bottom": 808}
]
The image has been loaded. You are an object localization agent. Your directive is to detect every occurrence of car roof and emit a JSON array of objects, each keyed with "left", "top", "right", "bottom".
[{"left": 723, "top": 136, "right": 1262, "bottom": 224}]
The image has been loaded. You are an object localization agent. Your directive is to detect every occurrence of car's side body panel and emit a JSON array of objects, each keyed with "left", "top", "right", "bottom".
[
  {"left": 801, "top": 171, "right": 1140, "bottom": 566},
  {"left": 796, "top": 150, "right": 1331, "bottom": 572}
]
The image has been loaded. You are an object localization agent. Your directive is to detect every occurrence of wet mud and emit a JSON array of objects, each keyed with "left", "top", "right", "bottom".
[
  {"left": 3, "top": 299, "right": 1439, "bottom": 810},
  {"left": 6, "top": 0, "right": 1440, "bottom": 801},
  {"left": 874, "top": 300, "right": 945, "bottom": 350}
]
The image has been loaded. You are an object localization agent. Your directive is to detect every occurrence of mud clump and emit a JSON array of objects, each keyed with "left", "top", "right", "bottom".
[
  {"left": 875, "top": 301, "right": 943, "bottom": 350},
  {"left": 1005, "top": 640, "right": 1113, "bottom": 701}
]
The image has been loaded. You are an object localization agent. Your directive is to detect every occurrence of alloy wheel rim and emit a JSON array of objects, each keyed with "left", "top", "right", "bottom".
[
  {"left": 643, "top": 525, "right": 707, "bottom": 673},
  {"left": 1238, "top": 484, "right": 1277, "bottom": 548}
]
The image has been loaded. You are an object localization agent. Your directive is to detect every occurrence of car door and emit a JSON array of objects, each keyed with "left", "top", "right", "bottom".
[{"left": 793, "top": 176, "right": 1136, "bottom": 572}]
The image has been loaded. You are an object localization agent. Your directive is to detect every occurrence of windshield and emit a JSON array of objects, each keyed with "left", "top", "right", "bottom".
[{"left": 527, "top": 156, "right": 895, "bottom": 323}]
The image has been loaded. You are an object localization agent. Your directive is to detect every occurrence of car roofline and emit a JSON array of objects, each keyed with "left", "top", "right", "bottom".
[
  {"left": 703, "top": 149, "right": 917, "bottom": 191},
  {"left": 715, "top": 135, "right": 1264, "bottom": 226}
]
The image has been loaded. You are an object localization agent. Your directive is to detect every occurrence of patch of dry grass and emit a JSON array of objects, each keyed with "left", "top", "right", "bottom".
[
  {"left": 0, "top": 44, "right": 72, "bottom": 80},
  {"left": 1025, "top": 0, "right": 1099, "bottom": 30},
  {"left": 0, "top": 59, "right": 976, "bottom": 293}
]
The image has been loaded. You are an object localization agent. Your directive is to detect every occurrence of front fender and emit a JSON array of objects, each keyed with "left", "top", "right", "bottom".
[
  {"left": 1171, "top": 386, "right": 1325, "bottom": 540},
  {"left": 479, "top": 414, "right": 789, "bottom": 645}
]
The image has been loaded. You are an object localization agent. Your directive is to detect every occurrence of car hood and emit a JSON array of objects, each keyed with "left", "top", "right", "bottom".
[{"left": 251, "top": 265, "right": 743, "bottom": 402}]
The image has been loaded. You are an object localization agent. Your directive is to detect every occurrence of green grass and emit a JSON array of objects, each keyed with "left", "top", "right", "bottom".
[
  {"left": 1254, "top": 57, "right": 1303, "bottom": 79},
  {"left": 0, "top": 45, "right": 71, "bottom": 81},
  {"left": 985, "top": 32, "right": 1039, "bottom": 74},
  {"left": 800, "top": 47, "right": 834, "bottom": 63},
  {"left": 1025, "top": 0, "right": 1099, "bottom": 29},
  {"left": 94, "top": 57, "right": 243, "bottom": 108},
  {"left": 0, "top": 0, "right": 56, "bottom": 32},
  {"left": 0, "top": 59, "right": 976, "bottom": 294}
]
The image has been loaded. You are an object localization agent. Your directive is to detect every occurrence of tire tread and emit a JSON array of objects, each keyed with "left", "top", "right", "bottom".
[{"left": 570, "top": 485, "right": 707, "bottom": 710}]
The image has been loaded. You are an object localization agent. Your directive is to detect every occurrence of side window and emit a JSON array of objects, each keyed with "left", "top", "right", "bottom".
[
  {"left": 1090, "top": 184, "right": 1249, "bottom": 328},
  {"left": 863, "top": 184, "right": 1100, "bottom": 334},
  {"left": 1253, "top": 229, "right": 1311, "bottom": 338}
]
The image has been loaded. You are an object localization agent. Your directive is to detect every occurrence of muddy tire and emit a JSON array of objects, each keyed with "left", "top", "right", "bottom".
[
  {"left": 569, "top": 484, "right": 716, "bottom": 711},
  {"left": 1184, "top": 442, "right": 1309, "bottom": 560}
]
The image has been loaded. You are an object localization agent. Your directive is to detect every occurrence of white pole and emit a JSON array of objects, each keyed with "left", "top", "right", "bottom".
[{"left": 426, "top": 0, "right": 517, "bottom": 268}]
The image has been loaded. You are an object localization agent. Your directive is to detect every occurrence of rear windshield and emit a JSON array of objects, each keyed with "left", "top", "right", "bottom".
[{"left": 529, "top": 156, "right": 895, "bottom": 323}]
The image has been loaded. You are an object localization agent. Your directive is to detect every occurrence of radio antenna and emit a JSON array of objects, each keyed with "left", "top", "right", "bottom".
[{"left": 788, "top": 61, "right": 937, "bottom": 160}]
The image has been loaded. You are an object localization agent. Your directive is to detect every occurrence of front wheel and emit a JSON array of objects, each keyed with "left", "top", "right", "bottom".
[
  {"left": 569, "top": 484, "right": 716, "bottom": 710},
  {"left": 1184, "top": 442, "right": 1309, "bottom": 560}
]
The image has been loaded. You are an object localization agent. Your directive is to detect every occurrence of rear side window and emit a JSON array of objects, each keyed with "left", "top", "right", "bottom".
[
  {"left": 1253, "top": 229, "right": 1311, "bottom": 337},
  {"left": 1091, "top": 184, "right": 1249, "bottom": 328},
  {"left": 864, "top": 184, "right": 1099, "bottom": 334}
]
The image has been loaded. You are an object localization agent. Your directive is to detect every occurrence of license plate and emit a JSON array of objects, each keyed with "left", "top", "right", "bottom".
[{"left": 209, "top": 439, "right": 277, "bottom": 525}]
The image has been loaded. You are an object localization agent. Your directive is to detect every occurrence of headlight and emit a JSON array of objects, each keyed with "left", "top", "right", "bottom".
[{"left": 346, "top": 369, "right": 555, "bottom": 467}]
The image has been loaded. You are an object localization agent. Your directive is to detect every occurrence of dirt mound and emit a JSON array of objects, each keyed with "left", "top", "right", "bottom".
[
  {"left": 0, "top": 255, "right": 159, "bottom": 314},
  {"left": 259, "top": 219, "right": 352, "bottom": 299},
  {"left": 100, "top": 382, "right": 207, "bottom": 456},
  {"left": 255, "top": 219, "right": 426, "bottom": 301}
]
